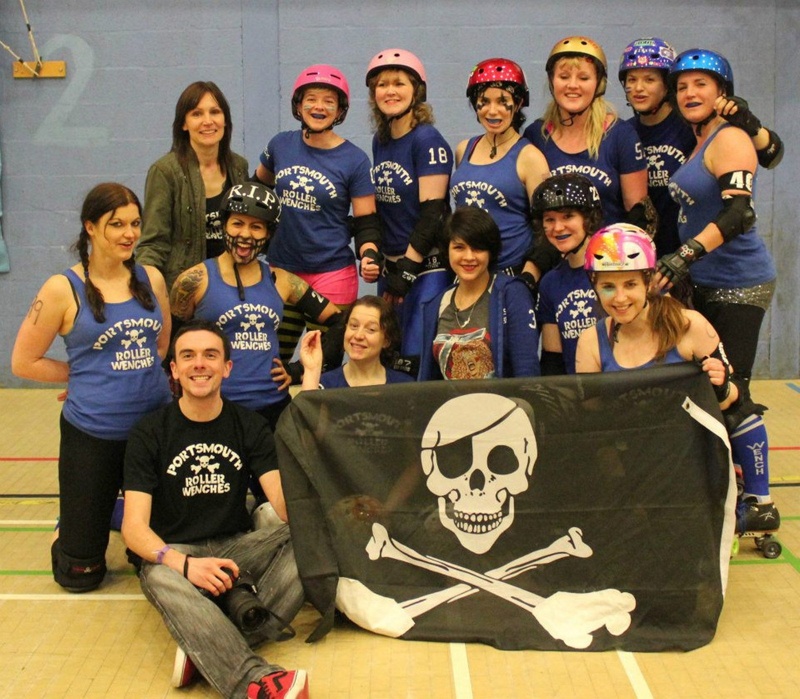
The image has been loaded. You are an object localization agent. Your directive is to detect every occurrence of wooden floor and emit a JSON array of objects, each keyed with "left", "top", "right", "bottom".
[{"left": 1, "top": 382, "right": 799, "bottom": 698}]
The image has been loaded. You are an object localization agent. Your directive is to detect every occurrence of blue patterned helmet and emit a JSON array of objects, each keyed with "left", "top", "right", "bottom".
[
  {"left": 618, "top": 37, "right": 677, "bottom": 83},
  {"left": 668, "top": 48, "right": 734, "bottom": 95}
]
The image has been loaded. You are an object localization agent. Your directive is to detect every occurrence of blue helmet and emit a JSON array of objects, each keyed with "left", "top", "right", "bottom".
[
  {"left": 669, "top": 48, "right": 734, "bottom": 95},
  {"left": 618, "top": 37, "right": 677, "bottom": 84}
]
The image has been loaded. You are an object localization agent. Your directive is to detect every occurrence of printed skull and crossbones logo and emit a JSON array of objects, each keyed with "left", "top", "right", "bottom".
[
  {"left": 348, "top": 393, "right": 636, "bottom": 648},
  {"left": 121, "top": 329, "right": 147, "bottom": 349},
  {"left": 464, "top": 190, "right": 485, "bottom": 207},
  {"left": 191, "top": 454, "right": 220, "bottom": 475},
  {"left": 241, "top": 314, "right": 264, "bottom": 332},
  {"left": 290, "top": 176, "right": 315, "bottom": 194}
]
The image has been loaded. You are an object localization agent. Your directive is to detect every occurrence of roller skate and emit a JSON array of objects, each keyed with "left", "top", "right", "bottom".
[{"left": 733, "top": 497, "right": 781, "bottom": 559}]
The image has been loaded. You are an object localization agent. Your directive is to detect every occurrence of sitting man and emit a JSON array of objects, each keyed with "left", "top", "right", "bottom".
[{"left": 122, "top": 319, "right": 309, "bottom": 699}]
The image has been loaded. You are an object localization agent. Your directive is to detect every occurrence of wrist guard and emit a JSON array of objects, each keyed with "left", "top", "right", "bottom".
[
  {"left": 352, "top": 213, "right": 383, "bottom": 253},
  {"left": 385, "top": 257, "right": 424, "bottom": 297},
  {"left": 656, "top": 238, "right": 707, "bottom": 283},
  {"left": 719, "top": 96, "right": 761, "bottom": 137}
]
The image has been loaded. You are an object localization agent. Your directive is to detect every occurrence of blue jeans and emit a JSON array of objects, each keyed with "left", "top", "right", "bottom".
[{"left": 138, "top": 524, "right": 304, "bottom": 698}]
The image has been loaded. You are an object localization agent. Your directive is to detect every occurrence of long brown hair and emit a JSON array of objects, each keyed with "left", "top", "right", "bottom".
[
  {"left": 73, "top": 183, "right": 155, "bottom": 323},
  {"left": 647, "top": 287, "right": 689, "bottom": 361},
  {"left": 367, "top": 70, "right": 435, "bottom": 144},
  {"left": 171, "top": 81, "right": 235, "bottom": 175}
]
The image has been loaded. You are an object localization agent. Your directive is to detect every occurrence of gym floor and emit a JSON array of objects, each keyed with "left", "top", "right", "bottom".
[{"left": 1, "top": 382, "right": 799, "bottom": 698}]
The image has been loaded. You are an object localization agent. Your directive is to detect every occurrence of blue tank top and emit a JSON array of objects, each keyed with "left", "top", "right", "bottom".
[
  {"left": 195, "top": 259, "right": 287, "bottom": 410},
  {"left": 669, "top": 124, "right": 775, "bottom": 288},
  {"left": 62, "top": 266, "right": 171, "bottom": 440},
  {"left": 596, "top": 318, "right": 685, "bottom": 372},
  {"left": 449, "top": 137, "right": 532, "bottom": 269}
]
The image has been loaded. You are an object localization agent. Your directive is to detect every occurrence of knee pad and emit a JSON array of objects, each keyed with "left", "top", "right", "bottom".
[
  {"left": 722, "top": 383, "right": 767, "bottom": 433},
  {"left": 52, "top": 540, "right": 106, "bottom": 593}
]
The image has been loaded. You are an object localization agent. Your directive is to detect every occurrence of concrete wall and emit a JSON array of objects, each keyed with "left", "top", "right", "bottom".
[{"left": 1, "top": 0, "right": 797, "bottom": 385}]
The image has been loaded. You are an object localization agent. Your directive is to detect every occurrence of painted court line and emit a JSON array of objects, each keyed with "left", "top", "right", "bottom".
[
  {"left": 0, "top": 593, "right": 145, "bottom": 601},
  {"left": 786, "top": 382, "right": 800, "bottom": 394},
  {"left": 617, "top": 650, "right": 654, "bottom": 699},
  {"left": 449, "top": 643, "right": 474, "bottom": 699}
]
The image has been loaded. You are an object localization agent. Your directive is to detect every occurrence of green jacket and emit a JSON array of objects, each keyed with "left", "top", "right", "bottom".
[{"left": 137, "top": 150, "right": 249, "bottom": 290}]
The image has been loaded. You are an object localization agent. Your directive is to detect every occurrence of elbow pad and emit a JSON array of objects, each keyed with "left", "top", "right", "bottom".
[
  {"left": 295, "top": 286, "right": 331, "bottom": 322},
  {"left": 525, "top": 237, "right": 562, "bottom": 277},
  {"left": 757, "top": 129, "right": 784, "bottom": 170},
  {"left": 715, "top": 194, "right": 756, "bottom": 242},
  {"left": 625, "top": 196, "right": 658, "bottom": 238},
  {"left": 409, "top": 199, "right": 448, "bottom": 257},
  {"left": 352, "top": 213, "right": 383, "bottom": 254}
]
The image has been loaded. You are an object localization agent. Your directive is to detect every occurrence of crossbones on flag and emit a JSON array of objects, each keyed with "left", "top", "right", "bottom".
[{"left": 276, "top": 363, "right": 736, "bottom": 651}]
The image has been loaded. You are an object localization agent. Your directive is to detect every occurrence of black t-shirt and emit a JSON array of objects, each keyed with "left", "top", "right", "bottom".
[
  {"left": 205, "top": 187, "right": 228, "bottom": 259},
  {"left": 124, "top": 399, "right": 276, "bottom": 543}
]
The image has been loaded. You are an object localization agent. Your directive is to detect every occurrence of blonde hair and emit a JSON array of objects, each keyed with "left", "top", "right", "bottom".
[{"left": 541, "top": 57, "right": 617, "bottom": 159}]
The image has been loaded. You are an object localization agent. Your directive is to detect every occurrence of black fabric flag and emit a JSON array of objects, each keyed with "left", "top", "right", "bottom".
[{"left": 276, "top": 363, "right": 735, "bottom": 651}]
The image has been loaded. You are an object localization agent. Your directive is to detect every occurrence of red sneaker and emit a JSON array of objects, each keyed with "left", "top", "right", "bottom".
[
  {"left": 171, "top": 645, "right": 198, "bottom": 688},
  {"left": 247, "top": 669, "right": 309, "bottom": 699}
]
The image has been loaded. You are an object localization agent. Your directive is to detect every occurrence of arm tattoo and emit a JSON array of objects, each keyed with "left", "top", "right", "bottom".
[
  {"left": 170, "top": 268, "right": 204, "bottom": 320},
  {"left": 286, "top": 273, "right": 308, "bottom": 304},
  {"left": 27, "top": 296, "right": 44, "bottom": 325}
]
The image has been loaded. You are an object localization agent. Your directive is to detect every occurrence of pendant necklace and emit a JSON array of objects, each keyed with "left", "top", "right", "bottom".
[
  {"left": 454, "top": 288, "right": 486, "bottom": 328},
  {"left": 487, "top": 131, "right": 516, "bottom": 159}
]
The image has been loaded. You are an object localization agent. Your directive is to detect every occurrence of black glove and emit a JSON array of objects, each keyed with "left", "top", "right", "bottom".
[
  {"left": 360, "top": 248, "right": 384, "bottom": 279},
  {"left": 719, "top": 96, "right": 762, "bottom": 137},
  {"left": 656, "top": 238, "right": 707, "bottom": 284},
  {"left": 384, "top": 257, "right": 423, "bottom": 297}
]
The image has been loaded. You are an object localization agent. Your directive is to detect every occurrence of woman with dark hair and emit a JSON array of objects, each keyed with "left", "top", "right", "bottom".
[
  {"left": 12, "top": 183, "right": 172, "bottom": 592},
  {"left": 418, "top": 207, "right": 540, "bottom": 380},
  {"left": 653, "top": 49, "right": 780, "bottom": 534},
  {"left": 450, "top": 58, "right": 550, "bottom": 280},
  {"left": 136, "top": 81, "right": 249, "bottom": 290},
  {"left": 365, "top": 49, "right": 453, "bottom": 376},
  {"left": 300, "top": 295, "right": 413, "bottom": 389}
]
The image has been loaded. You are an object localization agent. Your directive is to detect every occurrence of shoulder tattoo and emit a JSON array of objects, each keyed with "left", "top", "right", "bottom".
[{"left": 170, "top": 267, "right": 205, "bottom": 320}]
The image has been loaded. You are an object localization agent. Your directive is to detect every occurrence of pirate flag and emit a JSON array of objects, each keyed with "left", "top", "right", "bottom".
[{"left": 275, "top": 363, "right": 735, "bottom": 651}]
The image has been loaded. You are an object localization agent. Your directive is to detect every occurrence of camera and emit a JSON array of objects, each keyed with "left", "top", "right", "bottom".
[{"left": 214, "top": 567, "right": 270, "bottom": 635}]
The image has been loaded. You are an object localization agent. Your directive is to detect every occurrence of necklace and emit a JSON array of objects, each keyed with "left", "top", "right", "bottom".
[
  {"left": 453, "top": 288, "right": 487, "bottom": 328},
  {"left": 486, "top": 131, "right": 517, "bottom": 159}
]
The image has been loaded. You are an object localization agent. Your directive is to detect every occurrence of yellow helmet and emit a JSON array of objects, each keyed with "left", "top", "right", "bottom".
[{"left": 546, "top": 36, "right": 608, "bottom": 96}]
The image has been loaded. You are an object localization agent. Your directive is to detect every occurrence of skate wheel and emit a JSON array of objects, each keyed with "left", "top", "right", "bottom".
[
  {"left": 730, "top": 537, "right": 740, "bottom": 557},
  {"left": 761, "top": 537, "right": 782, "bottom": 559}
]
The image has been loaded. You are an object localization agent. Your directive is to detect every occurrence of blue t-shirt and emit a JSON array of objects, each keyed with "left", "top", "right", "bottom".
[
  {"left": 537, "top": 261, "right": 600, "bottom": 373},
  {"left": 629, "top": 110, "right": 695, "bottom": 257},
  {"left": 449, "top": 137, "right": 534, "bottom": 270},
  {"left": 260, "top": 130, "right": 375, "bottom": 273},
  {"left": 194, "top": 259, "right": 287, "bottom": 410},
  {"left": 319, "top": 365, "right": 415, "bottom": 388},
  {"left": 524, "top": 118, "right": 645, "bottom": 225},
  {"left": 669, "top": 124, "right": 775, "bottom": 288},
  {"left": 62, "top": 266, "right": 171, "bottom": 440},
  {"left": 372, "top": 124, "right": 453, "bottom": 256}
]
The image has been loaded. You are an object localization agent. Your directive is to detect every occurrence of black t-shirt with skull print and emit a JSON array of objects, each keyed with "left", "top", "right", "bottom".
[{"left": 123, "top": 399, "right": 276, "bottom": 543}]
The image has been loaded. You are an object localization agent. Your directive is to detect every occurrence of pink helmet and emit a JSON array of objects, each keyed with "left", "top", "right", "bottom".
[
  {"left": 584, "top": 224, "right": 657, "bottom": 273},
  {"left": 366, "top": 48, "right": 427, "bottom": 100},
  {"left": 291, "top": 64, "right": 350, "bottom": 125},
  {"left": 466, "top": 58, "right": 530, "bottom": 108}
]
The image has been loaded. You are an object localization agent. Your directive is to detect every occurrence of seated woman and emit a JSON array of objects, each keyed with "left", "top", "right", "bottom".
[
  {"left": 300, "top": 295, "right": 413, "bottom": 389},
  {"left": 418, "top": 207, "right": 540, "bottom": 380}
]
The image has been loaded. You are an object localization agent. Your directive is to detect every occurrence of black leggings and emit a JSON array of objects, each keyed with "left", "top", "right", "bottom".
[
  {"left": 692, "top": 298, "right": 765, "bottom": 392},
  {"left": 53, "top": 414, "right": 126, "bottom": 583}
]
